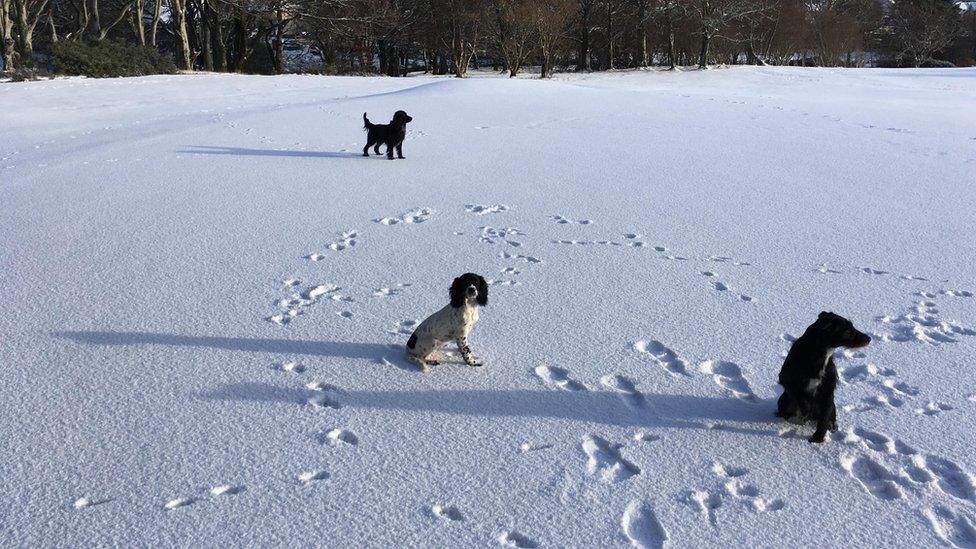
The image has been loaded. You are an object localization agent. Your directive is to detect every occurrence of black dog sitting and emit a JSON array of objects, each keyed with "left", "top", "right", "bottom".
[
  {"left": 776, "top": 311, "right": 871, "bottom": 443},
  {"left": 363, "top": 111, "right": 413, "bottom": 159}
]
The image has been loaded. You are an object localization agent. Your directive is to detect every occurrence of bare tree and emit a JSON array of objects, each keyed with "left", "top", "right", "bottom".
[
  {"left": 489, "top": 0, "right": 536, "bottom": 76},
  {"left": 11, "top": 0, "right": 50, "bottom": 66},
  {"left": 534, "top": 0, "right": 572, "bottom": 77},
  {"left": 889, "top": 0, "right": 961, "bottom": 67}
]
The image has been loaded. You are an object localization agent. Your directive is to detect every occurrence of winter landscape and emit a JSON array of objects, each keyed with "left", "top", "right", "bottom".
[{"left": 2, "top": 66, "right": 976, "bottom": 547}]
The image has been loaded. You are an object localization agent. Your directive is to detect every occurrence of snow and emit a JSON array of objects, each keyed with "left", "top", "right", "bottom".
[{"left": 2, "top": 66, "right": 976, "bottom": 547}]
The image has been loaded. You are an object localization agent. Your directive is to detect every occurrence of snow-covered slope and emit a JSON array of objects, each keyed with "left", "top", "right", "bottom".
[{"left": 2, "top": 67, "right": 975, "bottom": 548}]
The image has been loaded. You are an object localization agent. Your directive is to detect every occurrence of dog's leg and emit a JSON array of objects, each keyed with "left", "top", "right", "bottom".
[
  {"left": 374, "top": 142, "right": 381, "bottom": 155},
  {"left": 456, "top": 335, "right": 482, "bottom": 367},
  {"left": 363, "top": 141, "right": 372, "bottom": 157},
  {"left": 396, "top": 142, "right": 405, "bottom": 159},
  {"left": 808, "top": 365, "right": 838, "bottom": 443},
  {"left": 387, "top": 143, "right": 395, "bottom": 160},
  {"left": 405, "top": 353, "right": 430, "bottom": 373}
]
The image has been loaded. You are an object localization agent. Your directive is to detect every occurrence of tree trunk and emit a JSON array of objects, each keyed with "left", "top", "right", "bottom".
[
  {"left": 698, "top": 28, "right": 710, "bottom": 69},
  {"left": 214, "top": 16, "right": 227, "bottom": 71},
  {"left": 132, "top": 0, "right": 144, "bottom": 45},
  {"left": 13, "top": 0, "right": 47, "bottom": 67},
  {"left": 605, "top": 0, "right": 613, "bottom": 69},
  {"left": 576, "top": 0, "right": 590, "bottom": 71},
  {"left": 1, "top": 0, "right": 15, "bottom": 72},
  {"left": 150, "top": 0, "right": 160, "bottom": 46},
  {"left": 273, "top": 7, "right": 284, "bottom": 74},
  {"left": 232, "top": 14, "right": 249, "bottom": 72},
  {"left": 171, "top": 0, "right": 192, "bottom": 69},
  {"left": 47, "top": 6, "right": 56, "bottom": 42},
  {"left": 637, "top": 0, "right": 647, "bottom": 67},
  {"left": 201, "top": 0, "right": 212, "bottom": 71},
  {"left": 667, "top": 19, "right": 676, "bottom": 70}
]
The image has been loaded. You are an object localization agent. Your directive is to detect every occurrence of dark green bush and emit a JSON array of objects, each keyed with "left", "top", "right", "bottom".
[{"left": 53, "top": 40, "right": 176, "bottom": 78}]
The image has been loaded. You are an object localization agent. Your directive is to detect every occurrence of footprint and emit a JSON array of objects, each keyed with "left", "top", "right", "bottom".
[
  {"left": 390, "top": 319, "right": 417, "bottom": 336},
  {"left": 633, "top": 340, "right": 691, "bottom": 377},
  {"left": 480, "top": 226, "right": 525, "bottom": 245},
  {"left": 534, "top": 365, "right": 588, "bottom": 391},
  {"left": 711, "top": 462, "right": 749, "bottom": 478},
  {"left": 321, "top": 428, "right": 359, "bottom": 446},
  {"left": 687, "top": 490, "right": 721, "bottom": 526},
  {"left": 519, "top": 442, "right": 554, "bottom": 453},
  {"left": 500, "top": 251, "right": 542, "bottom": 263},
  {"left": 922, "top": 456, "right": 976, "bottom": 502},
  {"left": 326, "top": 230, "right": 358, "bottom": 252},
  {"left": 860, "top": 267, "right": 890, "bottom": 275},
  {"left": 550, "top": 215, "right": 593, "bottom": 225},
  {"left": 700, "top": 361, "right": 758, "bottom": 402},
  {"left": 431, "top": 503, "right": 464, "bottom": 522},
  {"left": 210, "top": 485, "right": 244, "bottom": 496},
  {"left": 276, "top": 361, "right": 306, "bottom": 374},
  {"left": 374, "top": 207, "right": 432, "bottom": 225},
  {"left": 723, "top": 479, "right": 759, "bottom": 498},
  {"left": 336, "top": 311, "right": 354, "bottom": 319},
  {"left": 298, "top": 470, "right": 329, "bottom": 484},
  {"left": 840, "top": 455, "right": 902, "bottom": 500},
  {"left": 925, "top": 507, "right": 976, "bottom": 549},
  {"left": 374, "top": 283, "right": 411, "bottom": 297},
  {"left": 621, "top": 500, "right": 668, "bottom": 549},
  {"left": 852, "top": 428, "right": 895, "bottom": 454},
  {"left": 465, "top": 204, "right": 509, "bottom": 215},
  {"left": 712, "top": 281, "right": 728, "bottom": 292},
  {"left": 601, "top": 374, "right": 646, "bottom": 408},
  {"left": 496, "top": 530, "right": 538, "bottom": 548},
  {"left": 581, "top": 435, "right": 640, "bottom": 483},
  {"left": 164, "top": 497, "right": 196, "bottom": 510},
  {"left": 916, "top": 401, "right": 954, "bottom": 416},
  {"left": 307, "top": 393, "right": 342, "bottom": 410},
  {"left": 73, "top": 497, "right": 109, "bottom": 509},
  {"left": 632, "top": 433, "right": 660, "bottom": 443}
]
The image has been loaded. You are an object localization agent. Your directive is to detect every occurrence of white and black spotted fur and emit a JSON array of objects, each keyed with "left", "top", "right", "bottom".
[
  {"left": 776, "top": 311, "right": 871, "bottom": 443},
  {"left": 406, "top": 273, "right": 488, "bottom": 371}
]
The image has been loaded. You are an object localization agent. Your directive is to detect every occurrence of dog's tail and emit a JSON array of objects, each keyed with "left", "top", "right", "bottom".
[{"left": 363, "top": 112, "right": 373, "bottom": 131}]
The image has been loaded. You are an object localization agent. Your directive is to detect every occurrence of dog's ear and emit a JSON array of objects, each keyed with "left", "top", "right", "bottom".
[
  {"left": 477, "top": 274, "right": 488, "bottom": 306},
  {"left": 449, "top": 277, "right": 464, "bottom": 308}
]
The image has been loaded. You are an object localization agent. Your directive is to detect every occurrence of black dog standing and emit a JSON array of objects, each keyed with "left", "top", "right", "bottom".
[
  {"left": 363, "top": 111, "right": 413, "bottom": 159},
  {"left": 776, "top": 312, "right": 871, "bottom": 443}
]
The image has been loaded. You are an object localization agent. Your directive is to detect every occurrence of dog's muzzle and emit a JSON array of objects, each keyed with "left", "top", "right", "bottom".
[{"left": 465, "top": 285, "right": 477, "bottom": 297}]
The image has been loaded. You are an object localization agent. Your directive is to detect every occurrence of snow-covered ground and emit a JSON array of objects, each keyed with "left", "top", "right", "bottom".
[{"left": 2, "top": 67, "right": 976, "bottom": 548}]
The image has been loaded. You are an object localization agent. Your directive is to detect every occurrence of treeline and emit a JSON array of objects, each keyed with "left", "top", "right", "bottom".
[{"left": 2, "top": 0, "right": 974, "bottom": 77}]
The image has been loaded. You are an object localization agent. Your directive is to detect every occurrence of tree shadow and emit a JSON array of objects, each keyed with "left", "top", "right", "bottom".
[
  {"left": 53, "top": 330, "right": 407, "bottom": 365},
  {"left": 180, "top": 146, "right": 362, "bottom": 158},
  {"left": 198, "top": 382, "right": 783, "bottom": 437}
]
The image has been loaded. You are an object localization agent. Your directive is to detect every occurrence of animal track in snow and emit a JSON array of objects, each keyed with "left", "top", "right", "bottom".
[
  {"left": 500, "top": 251, "right": 542, "bottom": 263},
  {"left": 496, "top": 530, "right": 538, "bottom": 548},
  {"left": 841, "top": 455, "right": 903, "bottom": 501},
  {"left": 210, "top": 484, "right": 244, "bottom": 496},
  {"left": 374, "top": 207, "right": 432, "bottom": 225},
  {"left": 700, "top": 361, "right": 758, "bottom": 402},
  {"left": 73, "top": 497, "right": 109, "bottom": 509},
  {"left": 326, "top": 230, "right": 358, "bottom": 251},
  {"left": 164, "top": 497, "right": 196, "bottom": 510},
  {"left": 581, "top": 435, "right": 640, "bottom": 483},
  {"left": 707, "top": 256, "right": 751, "bottom": 266},
  {"left": 534, "top": 365, "right": 588, "bottom": 391},
  {"left": 389, "top": 319, "right": 417, "bottom": 336},
  {"left": 268, "top": 283, "right": 345, "bottom": 326},
  {"left": 431, "top": 503, "right": 464, "bottom": 522},
  {"left": 633, "top": 340, "right": 691, "bottom": 377},
  {"left": 621, "top": 500, "right": 668, "bottom": 549},
  {"left": 686, "top": 491, "right": 722, "bottom": 526},
  {"left": 373, "top": 283, "right": 411, "bottom": 297},
  {"left": 601, "top": 374, "right": 646, "bottom": 408},
  {"left": 916, "top": 401, "right": 954, "bottom": 416},
  {"left": 276, "top": 361, "right": 306, "bottom": 374},
  {"left": 838, "top": 362, "right": 896, "bottom": 385},
  {"left": 549, "top": 214, "right": 593, "bottom": 225},
  {"left": 925, "top": 507, "right": 976, "bottom": 549},
  {"left": 519, "top": 442, "right": 554, "bottom": 453},
  {"left": 298, "top": 470, "right": 329, "bottom": 484},
  {"left": 876, "top": 300, "right": 976, "bottom": 345},
  {"left": 465, "top": 204, "right": 509, "bottom": 215},
  {"left": 922, "top": 456, "right": 976, "bottom": 502},
  {"left": 480, "top": 226, "right": 525, "bottom": 246},
  {"left": 321, "top": 428, "right": 359, "bottom": 446},
  {"left": 632, "top": 432, "right": 661, "bottom": 443}
]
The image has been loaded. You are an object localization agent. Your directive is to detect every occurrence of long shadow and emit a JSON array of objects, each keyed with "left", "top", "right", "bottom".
[
  {"left": 199, "top": 382, "right": 781, "bottom": 436},
  {"left": 180, "top": 146, "right": 361, "bottom": 158},
  {"left": 53, "top": 330, "right": 400, "bottom": 360}
]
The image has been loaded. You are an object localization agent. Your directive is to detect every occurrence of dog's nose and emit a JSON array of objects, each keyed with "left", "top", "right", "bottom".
[{"left": 466, "top": 286, "right": 477, "bottom": 296}]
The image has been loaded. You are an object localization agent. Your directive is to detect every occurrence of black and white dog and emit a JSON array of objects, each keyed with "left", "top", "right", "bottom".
[
  {"left": 406, "top": 273, "right": 488, "bottom": 372},
  {"left": 776, "top": 311, "right": 871, "bottom": 443},
  {"left": 363, "top": 110, "right": 412, "bottom": 159}
]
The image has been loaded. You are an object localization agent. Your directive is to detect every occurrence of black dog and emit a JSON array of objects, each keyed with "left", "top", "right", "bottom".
[
  {"left": 363, "top": 111, "right": 412, "bottom": 159},
  {"left": 776, "top": 312, "right": 871, "bottom": 443}
]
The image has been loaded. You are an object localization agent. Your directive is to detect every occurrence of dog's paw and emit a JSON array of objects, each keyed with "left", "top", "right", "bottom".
[
  {"left": 469, "top": 362, "right": 484, "bottom": 367},
  {"left": 808, "top": 433, "right": 827, "bottom": 443}
]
